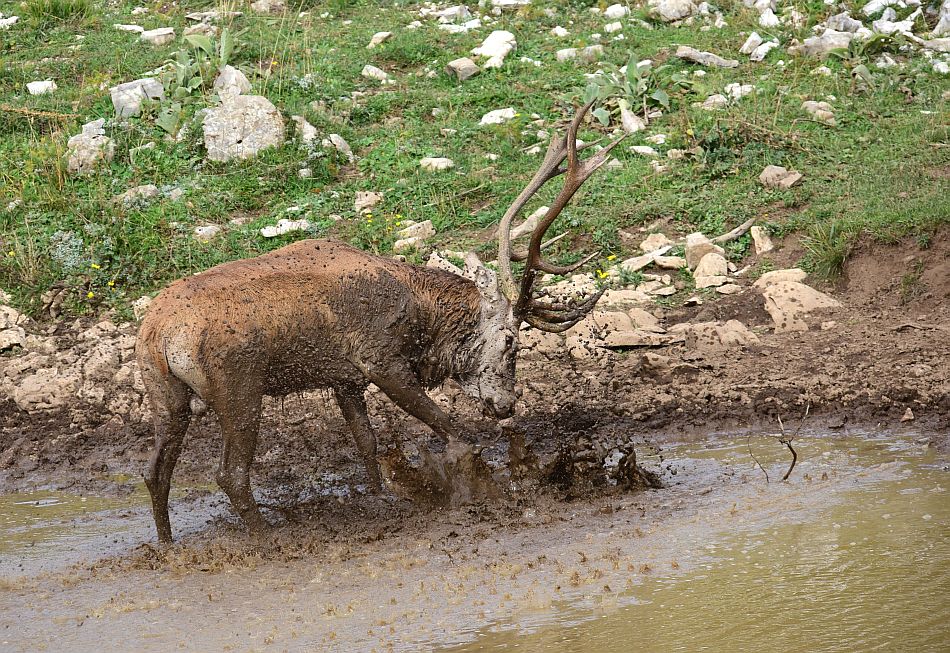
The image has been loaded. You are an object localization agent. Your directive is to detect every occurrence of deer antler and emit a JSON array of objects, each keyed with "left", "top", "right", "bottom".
[{"left": 496, "top": 101, "right": 627, "bottom": 332}]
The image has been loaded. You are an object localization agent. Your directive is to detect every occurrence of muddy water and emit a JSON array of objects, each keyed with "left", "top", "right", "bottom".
[
  {"left": 446, "top": 433, "right": 950, "bottom": 652},
  {"left": 0, "top": 430, "right": 947, "bottom": 652}
]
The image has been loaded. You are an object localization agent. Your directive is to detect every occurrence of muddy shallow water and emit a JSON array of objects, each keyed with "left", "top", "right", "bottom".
[{"left": 0, "top": 429, "right": 947, "bottom": 652}]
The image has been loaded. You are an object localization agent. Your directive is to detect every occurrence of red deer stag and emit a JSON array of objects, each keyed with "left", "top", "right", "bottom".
[{"left": 137, "top": 102, "right": 625, "bottom": 542}]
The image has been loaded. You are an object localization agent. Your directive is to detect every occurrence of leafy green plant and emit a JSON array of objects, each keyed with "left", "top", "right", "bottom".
[
  {"left": 157, "top": 30, "right": 238, "bottom": 135},
  {"left": 583, "top": 52, "right": 689, "bottom": 125},
  {"left": 828, "top": 33, "right": 907, "bottom": 88}
]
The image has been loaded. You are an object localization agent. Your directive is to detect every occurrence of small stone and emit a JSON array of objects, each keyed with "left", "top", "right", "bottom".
[
  {"left": 367, "top": 31, "right": 392, "bottom": 49},
  {"left": 250, "top": 0, "right": 285, "bottom": 13},
  {"left": 750, "top": 226, "right": 774, "bottom": 254},
  {"left": 685, "top": 233, "right": 724, "bottom": 269},
  {"left": 110, "top": 77, "right": 164, "bottom": 117},
  {"left": 802, "top": 100, "right": 836, "bottom": 126},
  {"left": 759, "top": 8, "right": 780, "bottom": 27},
  {"left": 27, "top": 80, "right": 57, "bottom": 95},
  {"left": 640, "top": 233, "right": 673, "bottom": 253},
  {"left": 715, "top": 283, "right": 742, "bottom": 295},
  {"left": 620, "top": 107, "right": 647, "bottom": 133},
  {"left": 480, "top": 107, "right": 517, "bottom": 125},
  {"left": 140, "top": 27, "right": 175, "bottom": 46},
  {"left": 788, "top": 30, "right": 853, "bottom": 58},
  {"left": 648, "top": 0, "right": 698, "bottom": 22},
  {"left": 116, "top": 184, "right": 160, "bottom": 205},
  {"left": 193, "top": 224, "right": 222, "bottom": 241},
  {"left": 551, "top": 26, "right": 569, "bottom": 37},
  {"left": 604, "top": 3, "right": 630, "bottom": 19},
  {"left": 66, "top": 119, "right": 115, "bottom": 175},
  {"left": 260, "top": 218, "right": 309, "bottom": 238},
  {"left": 114, "top": 23, "right": 144, "bottom": 33},
  {"left": 675, "top": 45, "right": 739, "bottom": 68},
  {"left": 725, "top": 83, "right": 754, "bottom": 100},
  {"left": 291, "top": 115, "right": 318, "bottom": 143},
  {"left": 393, "top": 236, "right": 424, "bottom": 253},
  {"left": 759, "top": 165, "right": 803, "bottom": 189},
  {"left": 700, "top": 94, "right": 729, "bottom": 110},
  {"left": 472, "top": 30, "right": 517, "bottom": 69},
  {"left": 630, "top": 145, "right": 658, "bottom": 157},
  {"left": 132, "top": 295, "right": 152, "bottom": 320},
  {"left": 740, "top": 32, "right": 764, "bottom": 54},
  {"left": 397, "top": 219, "right": 435, "bottom": 240},
  {"left": 901, "top": 407, "right": 915, "bottom": 422},
  {"left": 445, "top": 57, "right": 481, "bottom": 82},
  {"left": 354, "top": 191, "right": 383, "bottom": 212},
  {"left": 761, "top": 281, "right": 840, "bottom": 332},
  {"left": 753, "top": 268, "right": 807, "bottom": 288},
  {"left": 420, "top": 157, "right": 455, "bottom": 171},
  {"left": 694, "top": 252, "right": 728, "bottom": 278},
  {"left": 655, "top": 256, "right": 687, "bottom": 270},
  {"left": 203, "top": 95, "right": 284, "bottom": 162},
  {"left": 213, "top": 65, "right": 252, "bottom": 98},
  {"left": 750, "top": 41, "right": 779, "bottom": 62},
  {"left": 361, "top": 64, "right": 390, "bottom": 81},
  {"left": 323, "top": 134, "right": 355, "bottom": 162}
]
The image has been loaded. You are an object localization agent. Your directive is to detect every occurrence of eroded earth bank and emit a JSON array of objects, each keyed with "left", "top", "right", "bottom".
[{"left": 0, "top": 235, "right": 948, "bottom": 651}]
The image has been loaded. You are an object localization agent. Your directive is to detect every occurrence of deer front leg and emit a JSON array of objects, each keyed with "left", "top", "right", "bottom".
[
  {"left": 357, "top": 360, "right": 501, "bottom": 505},
  {"left": 334, "top": 388, "right": 382, "bottom": 490},
  {"left": 359, "top": 360, "right": 471, "bottom": 444}
]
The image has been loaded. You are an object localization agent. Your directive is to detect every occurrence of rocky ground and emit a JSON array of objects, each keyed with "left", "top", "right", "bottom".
[{"left": 1, "top": 230, "right": 946, "bottom": 503}]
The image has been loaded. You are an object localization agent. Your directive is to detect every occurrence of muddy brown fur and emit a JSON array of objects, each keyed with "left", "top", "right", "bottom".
[{"left": 137, "top": 239, "right": 518, "bottom": 542}]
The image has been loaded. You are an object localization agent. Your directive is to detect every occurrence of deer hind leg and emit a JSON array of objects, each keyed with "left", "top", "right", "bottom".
[
  {"left": 143, "top": 371, "right": 193, "bottom": 544},
  {"left": 334, "top": 388, "right": 382, "bottom": 490},
  {"left": 209, "top": 387, "right": 268, "bottom": 533}
]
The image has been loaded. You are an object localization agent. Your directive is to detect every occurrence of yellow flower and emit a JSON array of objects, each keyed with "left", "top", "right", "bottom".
[
  {"left": 6, "top": 251, "right": 14, "bottom": 257},
  {"left": 90, "top": 263, "right": 101, "bottom": 270},
  {"left": 107, "top": 280, "right": 115, "bottom": 287},
  {"left": 686, "top": 128, "right": 695, "bottom": 136},
  {"left": 86, "top": 291, "right": 95, "bottom": 299},
  {"left": 606, "top": 254, "right": 617, "bottom": 261},
  {"left": 596, "top": 269, "right": 608, "bottom": 279}
]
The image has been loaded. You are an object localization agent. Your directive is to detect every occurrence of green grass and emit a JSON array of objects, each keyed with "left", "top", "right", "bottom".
[
  {"left": 22, "top": 0, "right": 94, "bottom": 26},
  {"left": 0, "top": 0, "right": 947, "bottom": 317}
]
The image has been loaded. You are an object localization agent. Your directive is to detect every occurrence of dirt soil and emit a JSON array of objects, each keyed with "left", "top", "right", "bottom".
[{"left": 1, "top": 233, "right": 948, "bottom": 491}]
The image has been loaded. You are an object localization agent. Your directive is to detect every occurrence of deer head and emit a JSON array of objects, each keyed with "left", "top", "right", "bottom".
[{"left": 455, "top": 102, "right": 626, "bottom": 418}]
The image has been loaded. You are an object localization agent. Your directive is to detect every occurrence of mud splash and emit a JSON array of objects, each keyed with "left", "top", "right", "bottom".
[{"left": 0, "top": 430, "right": 946, "bottom": 652}]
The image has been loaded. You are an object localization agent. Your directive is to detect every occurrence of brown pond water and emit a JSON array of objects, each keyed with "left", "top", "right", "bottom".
[
  {"left": 0, "top": 430, "right": 947, "bottom": 652},
  {"left": 444, "top": 433, "right": 950, "bottom": 652}
]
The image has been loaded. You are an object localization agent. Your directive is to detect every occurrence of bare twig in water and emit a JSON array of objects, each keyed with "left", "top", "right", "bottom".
[
  {"left": 777, "top": 403, "right": 809, "bottom": 482},
  {"left": 748, "top": 402, "right": 810, "bottom": 484},
  {"left": 747, "top": 434, "right": 770, "bottom": 484}
]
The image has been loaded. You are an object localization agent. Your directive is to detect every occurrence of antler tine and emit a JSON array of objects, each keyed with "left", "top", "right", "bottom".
[
  {"left": 528, "top": 290, "right": 603, "bottom": 315},
  {"left": 523, "top": 313, "right": 591, "bottom": 334},
  {"left": 496, "top": 134, "right": 571, "bottom": 303},
  {"left": 515, "top": 102, "right": 628, "bottom": 318}
]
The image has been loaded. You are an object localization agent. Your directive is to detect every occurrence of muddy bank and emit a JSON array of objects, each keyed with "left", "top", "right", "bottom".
[{"left": 0, "top": 235, "right": 948, "bottom": 500}]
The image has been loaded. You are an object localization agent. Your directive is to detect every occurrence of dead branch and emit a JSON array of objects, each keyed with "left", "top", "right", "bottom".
[
  {"left": 777, "top": 403, "right": 809, "bottom": 482},
  {"left": 711, "top": 217, "right": 757, "bottom": 244},
  {"left": 747, "top": 434, "right": 770, "bottom": 484},
  {"left": 0, "top": 103, "right": 79, "bottom": 121}
]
